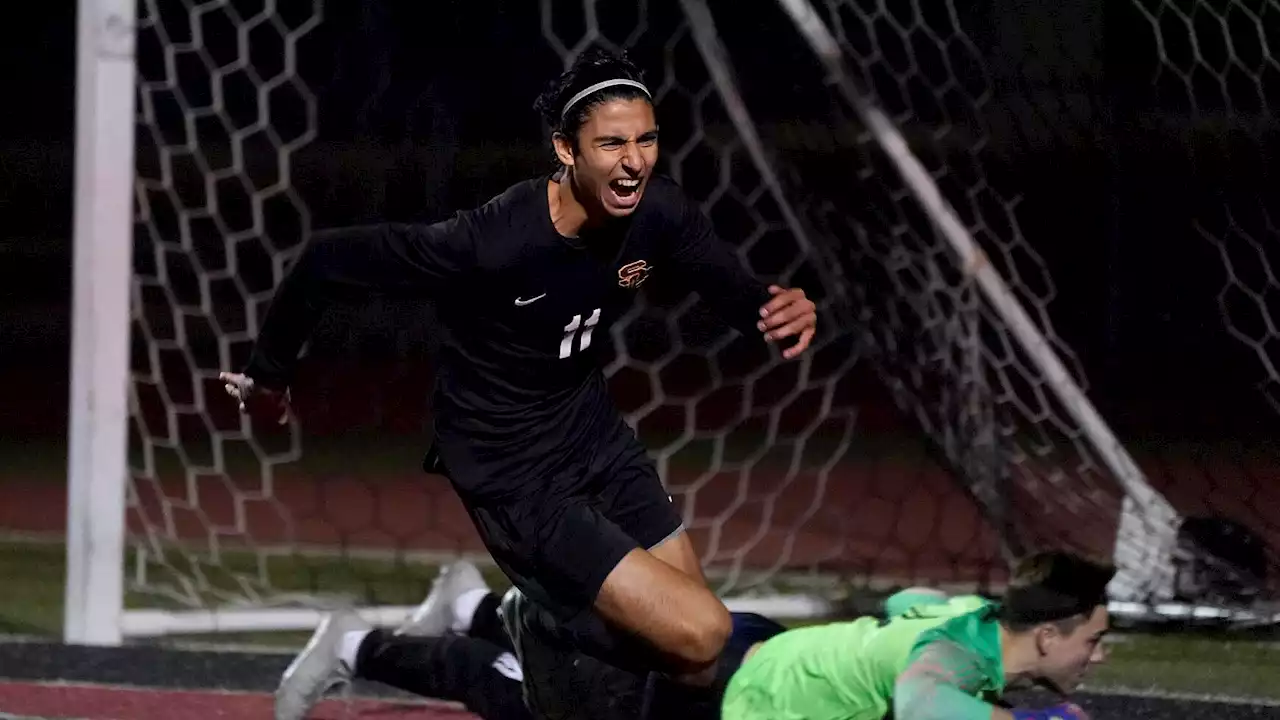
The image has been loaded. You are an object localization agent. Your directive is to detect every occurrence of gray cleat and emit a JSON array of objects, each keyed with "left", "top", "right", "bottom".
[
  {"left": 500, "top": 586, "right": 579, "bottom": 720},
  {"left": 396, "top": 559, "right": 489, "bottom": 637},
  {"left": 274, "top": 609, "right": 371, "bottom": 720}
]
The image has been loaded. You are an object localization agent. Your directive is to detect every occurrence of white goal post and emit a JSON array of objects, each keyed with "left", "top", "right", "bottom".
[{"left": 66, "top": 0, "right": 137, "bottom": 646}]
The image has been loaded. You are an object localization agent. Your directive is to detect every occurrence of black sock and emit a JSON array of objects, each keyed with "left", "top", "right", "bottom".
[
  {"left": 353, "top": 628, "right": 385, "bottom": 674},
  {"left": 467, "top": 591, "right": 511, "bottom": 652},
  {"left": 640, "top": 672, "right": 724, "bottom": 720},
  {"left": 354, "top": 629, "right": 530, "bottom": 719}
]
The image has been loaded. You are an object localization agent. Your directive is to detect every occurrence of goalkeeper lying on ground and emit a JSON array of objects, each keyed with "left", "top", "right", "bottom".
[
  {"left": 722, "top": 550, "right": 1113, "bottom": 720},
  {"left": 275, "top": 550, "right": 1109, "bottom": 720}
]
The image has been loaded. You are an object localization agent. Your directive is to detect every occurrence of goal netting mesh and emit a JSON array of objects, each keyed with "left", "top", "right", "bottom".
[{"left": 118, "top": 0, "right": 1279, "bottom": 626}]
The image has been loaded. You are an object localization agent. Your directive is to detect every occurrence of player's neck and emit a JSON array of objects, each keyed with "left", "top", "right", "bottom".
[
  {"left": 998, "top": 626, "right": 1039, "bottom": 687},
  {"left": 548, "top": 167, "right": 608, "bottom": 238}
]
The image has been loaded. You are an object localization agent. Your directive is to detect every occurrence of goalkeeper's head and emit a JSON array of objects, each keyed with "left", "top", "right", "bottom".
[
  {"left": 998, "top": 550, "right": 1115, "bottom": 694},
  {"left": 533, "top": 47, "right": 657, "bottom": 219}
]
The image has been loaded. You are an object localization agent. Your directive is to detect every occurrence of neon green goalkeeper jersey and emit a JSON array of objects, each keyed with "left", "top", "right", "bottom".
[{"left": 722, "top": 595, "right": 1003, "bottom": 720}]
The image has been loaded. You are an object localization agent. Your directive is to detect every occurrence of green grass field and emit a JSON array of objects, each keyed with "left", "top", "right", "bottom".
[{"left": 2, "top": 538, "right": 1278, "bottom": 701}]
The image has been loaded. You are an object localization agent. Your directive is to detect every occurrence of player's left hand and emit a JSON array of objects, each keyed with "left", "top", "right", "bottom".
[
  {"left": 219, "top": 371, "right": 291, "bottom": 426},
  {"left": 758, "top": 285, "right": 816, "bottom": 360}
]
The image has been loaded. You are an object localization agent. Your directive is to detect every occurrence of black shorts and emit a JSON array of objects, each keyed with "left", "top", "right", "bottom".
[{"left": 427, "top": 430, "right": 684, "bottom": 622}]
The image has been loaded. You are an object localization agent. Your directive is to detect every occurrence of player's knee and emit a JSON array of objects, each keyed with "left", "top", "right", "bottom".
[{"left": 675, "top": 596, "right": 732, "bottom": 668}]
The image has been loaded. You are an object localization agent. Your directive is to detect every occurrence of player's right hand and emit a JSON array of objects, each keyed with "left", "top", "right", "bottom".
[{"left": 219, "top": 371, "right": 291, "bottom": 425}]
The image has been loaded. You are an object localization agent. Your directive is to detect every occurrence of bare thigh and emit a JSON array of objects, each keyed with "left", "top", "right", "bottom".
[{"left": 593, "top": 531, "right": 730, "bottom": 675}]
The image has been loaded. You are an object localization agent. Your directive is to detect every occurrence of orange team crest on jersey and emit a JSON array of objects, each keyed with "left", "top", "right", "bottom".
[{"left": 618, "top": 260, "right": 652, "bottom": 288}]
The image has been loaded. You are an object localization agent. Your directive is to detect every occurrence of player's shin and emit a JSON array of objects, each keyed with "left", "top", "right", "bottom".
[{"left": 464, "top": 591, "right": 512, "bottom": 652}]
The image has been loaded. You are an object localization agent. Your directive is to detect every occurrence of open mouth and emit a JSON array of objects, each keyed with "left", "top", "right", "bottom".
[{"left": 606, "top": 177, "right": 643, "bottom": 208}]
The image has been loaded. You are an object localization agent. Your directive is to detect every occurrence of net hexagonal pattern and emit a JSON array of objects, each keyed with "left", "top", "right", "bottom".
[
  {"left": 129, "top": 0, "right": 321, "bottom": 608},
  {"left": 117, "top": 0, "right": 1280, "bottom": 618}
]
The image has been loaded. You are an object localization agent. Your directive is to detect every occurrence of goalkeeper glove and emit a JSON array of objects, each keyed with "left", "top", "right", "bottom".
[{"left": 1012, "top": 703, "right": 1089, "bottom": 720}]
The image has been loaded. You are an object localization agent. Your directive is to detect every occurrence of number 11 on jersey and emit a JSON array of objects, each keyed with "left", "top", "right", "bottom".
[{"left": 560, "top": 308, "right": 601, "bottom": 359}]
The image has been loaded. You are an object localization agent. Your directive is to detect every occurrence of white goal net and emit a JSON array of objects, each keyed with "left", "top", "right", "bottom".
[{"left": 60, "top": 0, "right": 1280, "bottom": 638}]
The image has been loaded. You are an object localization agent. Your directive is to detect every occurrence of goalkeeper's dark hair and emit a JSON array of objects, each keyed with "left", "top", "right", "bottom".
[
  {"left": 533, "top": 46, "right": 651, "bottom": 149},
  {"left": 999, "top": 551, "right": 1115, "bottom": 633}
]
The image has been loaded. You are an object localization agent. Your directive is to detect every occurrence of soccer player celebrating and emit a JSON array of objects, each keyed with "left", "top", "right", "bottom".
[
  {"left": 722, "top": 550, "right": 1113, "bottom": 720},
  {"left": 221, "top": 47, "right": 817, "bottom": 719},
  {"left": 273, "top": 561, "right": 786, "bottom": 720}
]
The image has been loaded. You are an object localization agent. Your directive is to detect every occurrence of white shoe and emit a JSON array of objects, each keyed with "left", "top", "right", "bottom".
[
  {"left": 274, "top": 610, "right": 370, "bottom": 720},
  {"left": 396, "top": 559, "right": 489, "bottom": 637}
]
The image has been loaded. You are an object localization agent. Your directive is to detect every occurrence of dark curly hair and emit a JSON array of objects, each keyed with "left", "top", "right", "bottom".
[{"left": 532, "top": 47, "right": 651, "bottom": 154}]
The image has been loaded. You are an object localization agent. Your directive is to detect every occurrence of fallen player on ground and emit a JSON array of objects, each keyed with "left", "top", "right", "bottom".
[
  {"left": 274, "top": 560, "right": 785, "bottom": 720},
  {"left": 721, "top": 550, "right": 1113, "bottom": 720},
  {"left": 277, "top": 551, "right": 1109, "bottom": 720}
]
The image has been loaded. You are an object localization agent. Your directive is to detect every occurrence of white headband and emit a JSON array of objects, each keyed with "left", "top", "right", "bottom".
[{"left": 561, "top": 79, "right": 652, "bottom": 118}]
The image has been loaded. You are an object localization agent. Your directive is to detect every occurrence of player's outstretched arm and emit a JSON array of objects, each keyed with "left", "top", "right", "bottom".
[
  {"left": 664, "top": 186, "right": 816, "bottom": 359},
  {"left": 894, "top": 640, "right": 1091, "bottom": 720},
  {"left": 220, "top": 218, "right": 475, "bottom": 420}
]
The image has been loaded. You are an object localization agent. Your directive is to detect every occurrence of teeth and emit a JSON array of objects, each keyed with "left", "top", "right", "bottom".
[{"left": 615, "top": 179, "right": 640, "bottom": 188}]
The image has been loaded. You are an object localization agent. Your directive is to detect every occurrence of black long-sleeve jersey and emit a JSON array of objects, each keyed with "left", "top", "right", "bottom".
[{"left": 244, "top": 173, "right": 770, "bottom": 499}]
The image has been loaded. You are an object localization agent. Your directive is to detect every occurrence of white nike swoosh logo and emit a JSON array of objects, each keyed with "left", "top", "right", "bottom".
[{"left": 514, "top": 294, "right": 546, "bottom": 306}]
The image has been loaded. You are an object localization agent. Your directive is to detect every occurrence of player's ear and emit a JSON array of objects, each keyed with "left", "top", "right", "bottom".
[
  {"left": 1035, "top": 622, "right": 1061, "bottom": 656},
  {"left": 552, "top": 132, "right": 576, "bottom": 167}
]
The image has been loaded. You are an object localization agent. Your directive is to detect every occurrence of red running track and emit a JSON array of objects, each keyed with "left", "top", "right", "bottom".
[
  {"left": 3, "top": 445, "right": 1279, "bottom": 589},
  {"left": 0, "top": 453, "right": 1009, "bottom": 586},
  {"left": 4, "top": 356, "right": 1278, "bottom": 589},
  {"left": 0, "top": 681, "right": 477, "bottom": 720}
]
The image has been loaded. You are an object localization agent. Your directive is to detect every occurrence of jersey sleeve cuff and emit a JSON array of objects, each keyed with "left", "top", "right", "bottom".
[{"left": 242, "top": 355, "right": 293, "bottom": 391}]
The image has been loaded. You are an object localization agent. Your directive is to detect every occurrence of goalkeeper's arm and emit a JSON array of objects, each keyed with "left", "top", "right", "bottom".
[{"left": 894, "top": 640, "right": 1088, "bottom": 720}]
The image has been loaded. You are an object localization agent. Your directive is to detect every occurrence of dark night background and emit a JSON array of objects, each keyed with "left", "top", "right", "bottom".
[{"left": 0, "top": 0, "right": 1277, "bottom": 598}]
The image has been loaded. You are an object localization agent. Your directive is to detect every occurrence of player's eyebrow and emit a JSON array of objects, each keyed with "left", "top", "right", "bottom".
[{"left": 594, "top": 129, "right": 660, "bottom": 144}]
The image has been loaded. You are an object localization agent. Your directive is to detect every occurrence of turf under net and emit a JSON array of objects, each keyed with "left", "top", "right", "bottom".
[{"left": 109, "top": 0, "right": 1280, "bottom": 636}]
